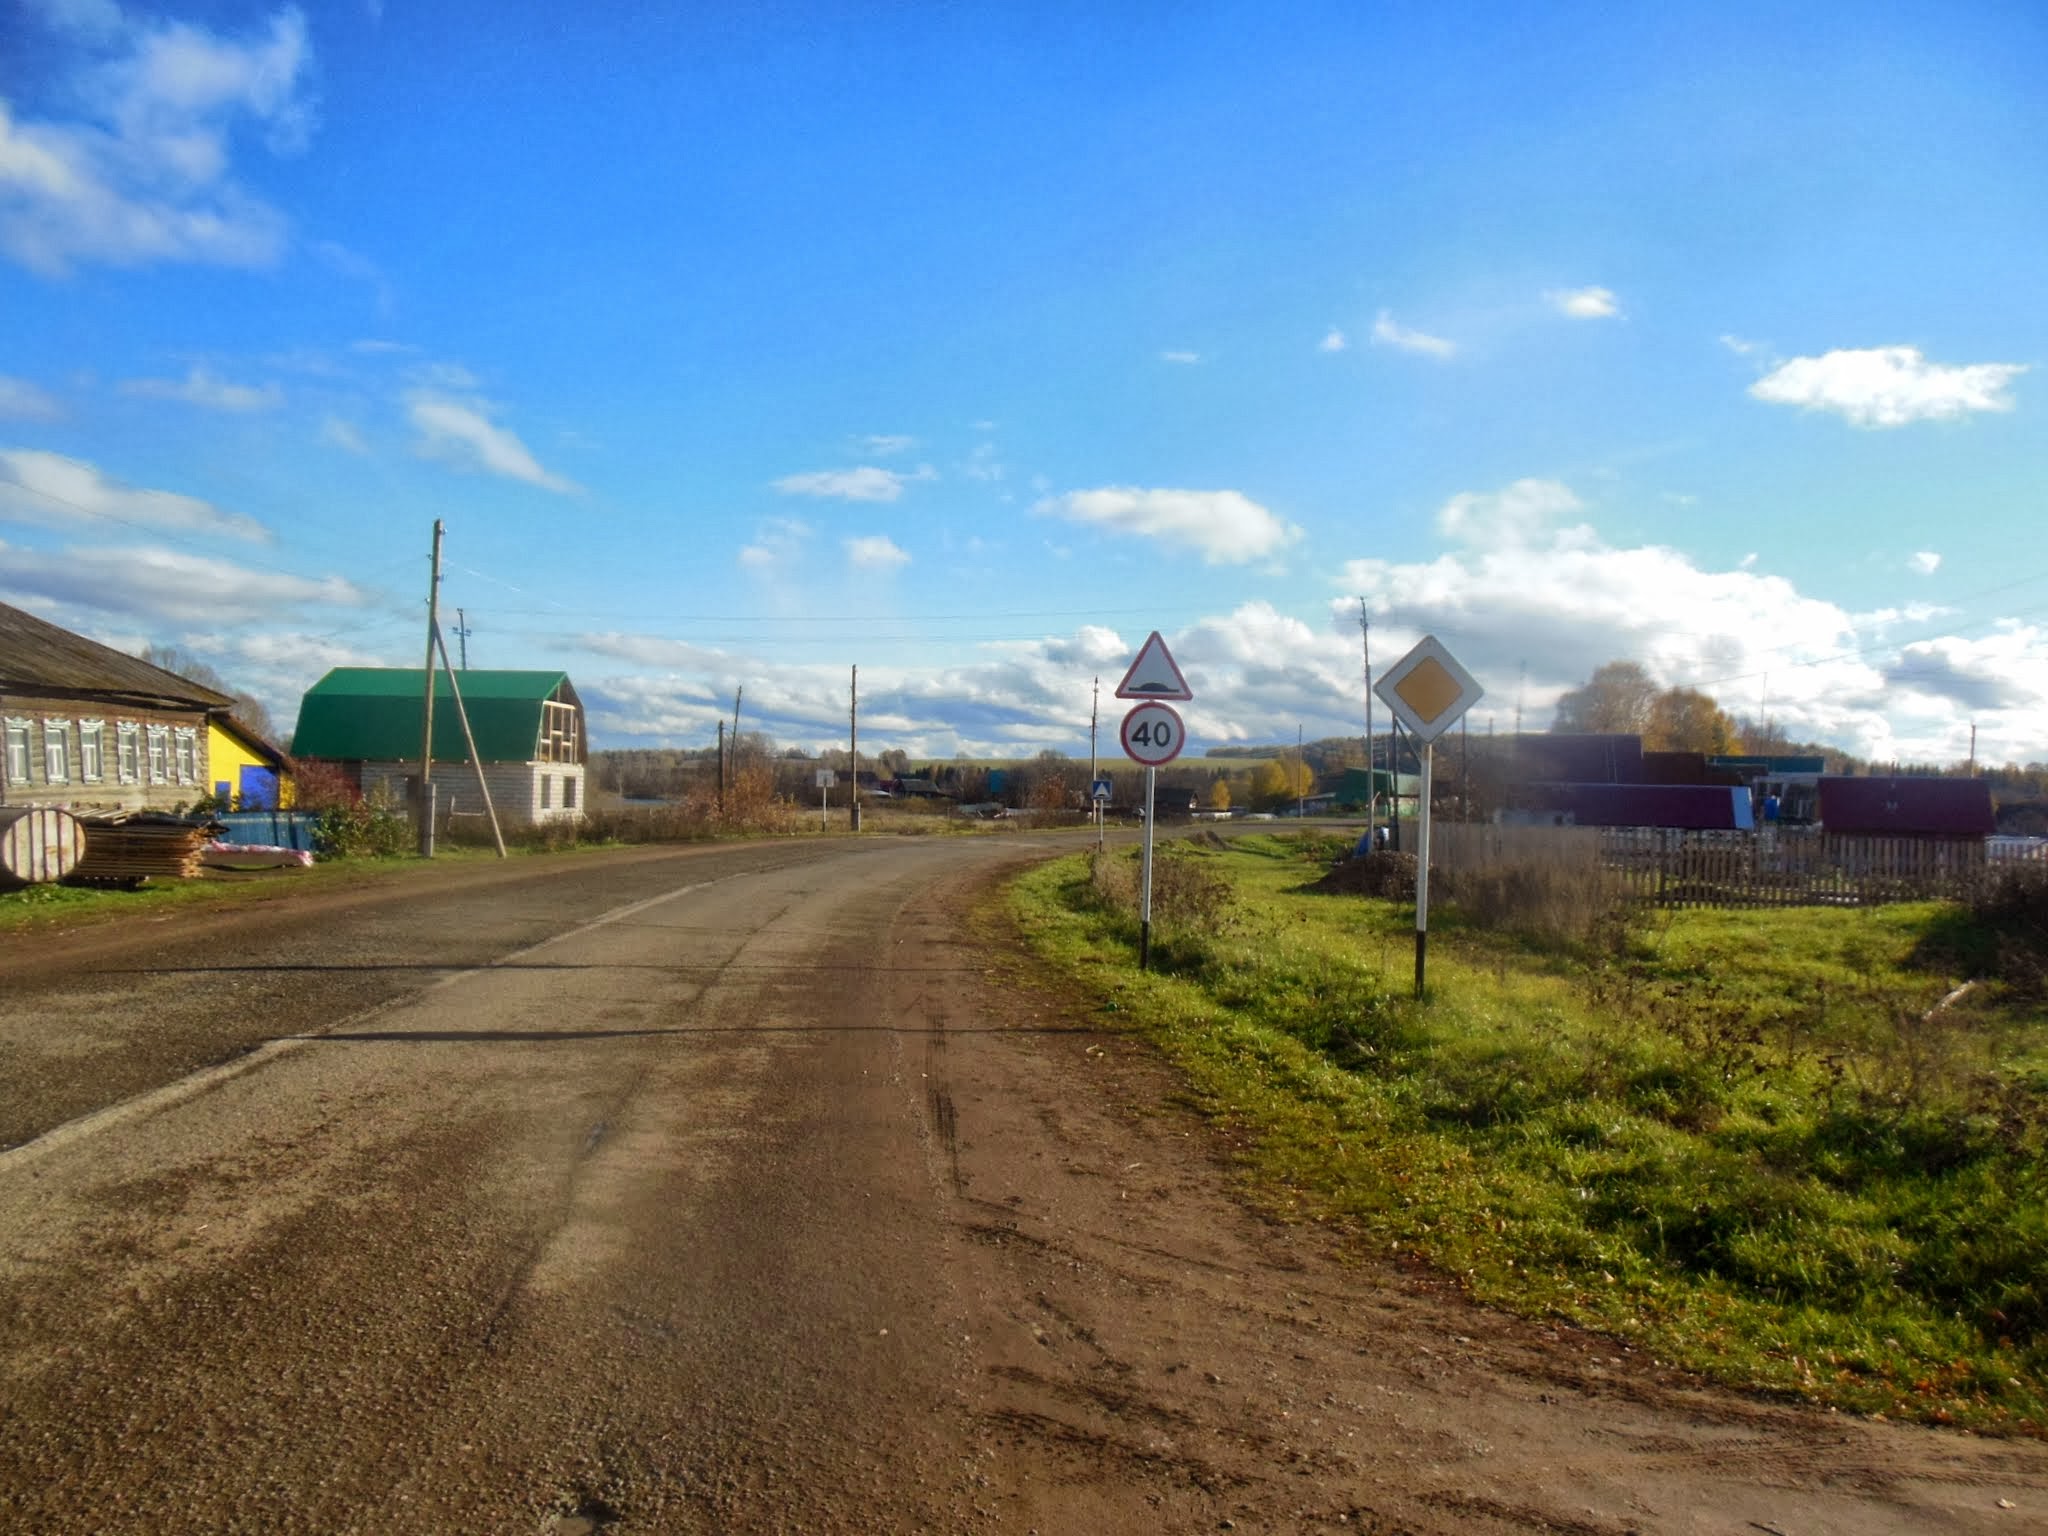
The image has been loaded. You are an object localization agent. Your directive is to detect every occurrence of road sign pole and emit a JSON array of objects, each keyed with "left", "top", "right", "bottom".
[
  {"left": 1414, "top": 741, "right": 1434, "bottom": 999},
  {"left": 1139, "top": 765, "right": 1156, "bottom": 970}
]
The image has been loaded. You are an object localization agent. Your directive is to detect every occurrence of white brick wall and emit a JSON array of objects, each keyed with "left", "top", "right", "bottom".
[{"left": 358, "top": 760, "right": 585, "bottom": 826}]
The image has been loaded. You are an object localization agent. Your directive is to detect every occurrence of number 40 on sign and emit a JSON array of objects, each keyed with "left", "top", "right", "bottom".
[{"left": 1121, "top": 700, "right": 1184, "bottom": 766}]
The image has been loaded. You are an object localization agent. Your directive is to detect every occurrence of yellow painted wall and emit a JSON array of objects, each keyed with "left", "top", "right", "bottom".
[{"left": 207, "top": 720, "right": 294, "bottom": 808}]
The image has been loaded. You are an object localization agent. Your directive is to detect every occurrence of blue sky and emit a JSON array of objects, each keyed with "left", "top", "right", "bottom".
[{"left": 3, "top": 0, "right": 2045, "bottom": 764}]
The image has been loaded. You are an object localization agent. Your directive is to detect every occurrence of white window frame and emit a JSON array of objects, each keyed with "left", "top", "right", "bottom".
[
  {"left": 540, "top": 773, "right": 553, "bottom": 810},
  {"left": 563, "top": 773, "right": 578, "bottom": 811},
  {"left": 117, "top": 721, "right": 140, "bottom": 784},
  {"left": 4, "top": 718, "right": 30, "bottom": 784},
  {"left": 173, "top": 727, "right": 198, "bottom": 786},
  {"left": 146, "top": 725, "right": 169, "bottom": 784},
  {"left": 79, "top": 719, "right": 104, "bottom": 782},
  {"left": 43, "top": 720, "right": 70, "bottom": 784}
]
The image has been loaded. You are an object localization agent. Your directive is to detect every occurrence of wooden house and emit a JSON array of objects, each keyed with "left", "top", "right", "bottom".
[
  {"left": 290, "top": 668, "right": 586, "bottom": 825},
  {"left": 1, "top": 600, "right": 230, "bottom": 814}
]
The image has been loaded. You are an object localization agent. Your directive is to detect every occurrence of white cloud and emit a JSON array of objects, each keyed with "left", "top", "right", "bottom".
[
  {"left": 1545, "top": 286, "right": 1620, "bottom": 319},
  {"left": 1908, "top": 550, "right": 1942, "bottom": 575},
  {"left": 406, "top": 391, "right": 579, "bottom": 493},
  {"left": 567, "top": 516, "right": 2047, "bottom": 764},
  {"left": 1436, "top": 478, "right": 1584, "bottom": 545},
  {"left": 1034, "top": 486, "right": 1301, "bottom": 565},
  {"left": 0, "top": 537, "right": 363, "bottom": 624},
  {"left": 183, "top": 624, "right": 391, "bottom": 728},
  {"left": 960, "top": 442, "right": 1002, "bottom": 483},
  {"left": 1720, "top": 334, "right": 1765, "bottom": 357},
  {"left": 0, "top": 7, "right": 314, "bottom": 276},
  {"left": 320, "top": 415, "right": 367, "bottom": 454},
  {"left": 773, "top": 464, "right": 934, "bottom": 502},
  {"left": 857, "top": 434, "right": 915, "bottom": 456},
  {"left": 121, "top": 364, "right": 281, "bottom": 411},
  {"left": 1318, "top": 329, "right": 1347, "bottom": 353},
  {"left": 1336, "top": 477, "right": 2048, "bottom": 764},
  {"left": 1371, "top": 309, "right": 1456, "bottom": 359},
  {"left": 1751, "top": 346, "right": 2026, "bottom": 428},
  {"left": 844, "top": 534, "right": 910, "bottom": 571},
  {"left": 737, "top": 518, "right": 809, "bottom": 573},
  {"left": 1161, "top": 350, "right": 1201, "bottom": 365},
  {"left": 0, "top": 376, "right": 63, "bottom": 420},
  {"left": 0, "top": 447, "right": 268, "bottom": 540}
]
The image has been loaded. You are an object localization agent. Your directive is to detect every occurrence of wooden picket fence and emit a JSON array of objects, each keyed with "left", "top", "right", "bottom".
[{"left": 1428, "top": 822, "right": 2039, "bottom": 910}]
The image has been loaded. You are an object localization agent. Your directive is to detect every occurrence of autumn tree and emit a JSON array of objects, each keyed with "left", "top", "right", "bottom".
[
  {"left": 1205, "top": 777, "right": 1232, "bottom": 811},
  {"left": 1252, "top": 757, "right": 1312, "bottom": 810},
  {"left": 1644, "top": 687, "right": 1739, "bottom": 754},
  {"left": 1549, "top": 660, "right": 1658, "bottom": 735}
]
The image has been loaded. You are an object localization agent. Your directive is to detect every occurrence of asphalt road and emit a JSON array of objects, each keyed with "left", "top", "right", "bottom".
[{"left": 2, "top": 836, "right": 2044, "bottom": 1535}]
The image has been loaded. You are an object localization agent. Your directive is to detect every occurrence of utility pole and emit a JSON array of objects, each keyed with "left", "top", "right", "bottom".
[
  {"left": 1969, "top": 723, "right": 1978, "bottom": 776},
  {"left": 1296, "top": 722, "right": 1305, "bottom": 820},
  {"left": 430, "top": 617, "right": 506, "bottom": 857},
  {"left": 417, "top": 518, "right": 444, "bottom": 857},
  {"left": 729, "top": 685, "right": 744, "bottom": 794},
  {"left": 453, "top": 607, "right": 473, "bottom": 670},
  {"left": 849, "top": 665, "right": 860, "bottom": 831},
  {"left": 716, "top": 720, "right": 726, "bottom": 814}
]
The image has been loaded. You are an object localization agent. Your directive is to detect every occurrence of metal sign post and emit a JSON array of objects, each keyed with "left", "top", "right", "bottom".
[
  {"left": 1140, "top": 766, "right": 1156, "bottom": 968},
  {"left": 1115, "top": 631, "right": 1194, "bottom": 974},
  {"left": 1414, "top": 741, "right": 1434, "bottom": 997},
  {"left": 1120, "top": 700, "right": 1185, "bottom": 971},
  {"left": 1372, "top": 635, "right": 1483, "bottom": 1000},
  {"left": 815, "top": 768, "right": 835, "bottom": 832}
]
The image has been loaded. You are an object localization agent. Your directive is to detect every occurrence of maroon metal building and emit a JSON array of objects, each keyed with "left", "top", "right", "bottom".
[{"left": 1818, "top": 777, "right": 1996, "bottom": 837}]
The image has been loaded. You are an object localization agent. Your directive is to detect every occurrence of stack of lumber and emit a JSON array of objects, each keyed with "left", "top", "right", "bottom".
[{"left": 70, "top": 813, "right": 220, "bottom": 886}]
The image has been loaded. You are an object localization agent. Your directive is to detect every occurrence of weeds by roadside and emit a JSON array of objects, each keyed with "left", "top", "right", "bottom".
[{"left": 1006, "top": 832, "right": 2048, "bottom": 1433}]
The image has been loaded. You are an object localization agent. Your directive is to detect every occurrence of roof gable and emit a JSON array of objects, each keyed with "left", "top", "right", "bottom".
[{"left": 0, "top": 601, "right": 233, "bottom": 710}]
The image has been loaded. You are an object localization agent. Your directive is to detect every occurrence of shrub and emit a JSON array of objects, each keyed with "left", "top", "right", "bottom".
[{"left": 1086, "top": 846, "right": 1234, "bottom": 932}]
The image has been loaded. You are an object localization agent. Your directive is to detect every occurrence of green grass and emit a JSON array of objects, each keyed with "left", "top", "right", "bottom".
[
  {"left": 1005, "top": 833, "right": 2048, "bottom": 1433},
  {"left": 0, "top": 843, "right": 566, "bottom": 935}
]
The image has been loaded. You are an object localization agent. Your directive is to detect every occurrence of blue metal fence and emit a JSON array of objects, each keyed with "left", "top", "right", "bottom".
[{"left": 214, "top": 810, "right": 320, "bottom": 853}]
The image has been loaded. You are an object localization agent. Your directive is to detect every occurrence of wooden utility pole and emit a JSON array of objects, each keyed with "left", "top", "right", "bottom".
[
  {"left": 418, "top": 518, "right": 444, "bottom": 857},
  {"left": 432, "top": 619, "right": 506, "bottom": 857},
  {"left": 849, "top": 665, "right": 860, "bottom": 831},
  {"left": 716, "top": 720, "right": 726, "bottom": 814},
  {"left": 453, "top": 607, "right": 472, "bottom": 670}
]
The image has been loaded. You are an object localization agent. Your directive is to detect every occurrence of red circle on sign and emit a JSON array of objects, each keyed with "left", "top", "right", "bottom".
[{"left": 1120, "top": 702, "right": 1186, "bottom": 766}]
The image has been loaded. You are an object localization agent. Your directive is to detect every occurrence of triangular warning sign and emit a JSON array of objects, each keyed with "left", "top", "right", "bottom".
[{"left": 1115, "top": 631, "right": 1192, "bottom": 701}]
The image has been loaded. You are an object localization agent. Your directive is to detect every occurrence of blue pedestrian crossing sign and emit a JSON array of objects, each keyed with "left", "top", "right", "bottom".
[{"left": 1091, "top": 778, "right": 1113, "bottom": 802}]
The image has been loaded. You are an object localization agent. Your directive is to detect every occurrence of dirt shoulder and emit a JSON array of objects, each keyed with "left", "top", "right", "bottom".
[{"left": 935, "top": 860, "right": 2048, "bottom": 1534}]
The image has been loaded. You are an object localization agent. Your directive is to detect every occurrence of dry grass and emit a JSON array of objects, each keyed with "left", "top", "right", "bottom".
[{"left": 1422, "top": 823, "right": 1626, "bottom": 950}]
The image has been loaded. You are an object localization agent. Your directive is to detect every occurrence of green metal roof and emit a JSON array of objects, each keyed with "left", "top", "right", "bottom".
[{"left": 290, "top": 668, "right": 574, "bottom": 764}]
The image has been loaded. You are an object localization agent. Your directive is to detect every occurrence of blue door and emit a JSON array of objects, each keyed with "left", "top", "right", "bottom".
[{"left": 238, "top": 765, "right": 279, "bottom": 810}]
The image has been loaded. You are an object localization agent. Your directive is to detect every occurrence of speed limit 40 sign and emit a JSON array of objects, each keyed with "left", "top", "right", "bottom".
[{"left": 1121, "top": 701, "right": 1185, "bottom": 766}]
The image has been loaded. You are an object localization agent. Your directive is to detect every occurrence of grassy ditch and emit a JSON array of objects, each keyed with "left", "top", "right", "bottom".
[{"left": 1006, "top": 832, "right": 2048, "bottom": 1433}]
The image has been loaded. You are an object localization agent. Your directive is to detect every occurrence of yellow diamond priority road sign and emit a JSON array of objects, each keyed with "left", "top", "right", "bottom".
[{"left": 1374, "top": 635, "right": 1483, "bottom": 744}]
